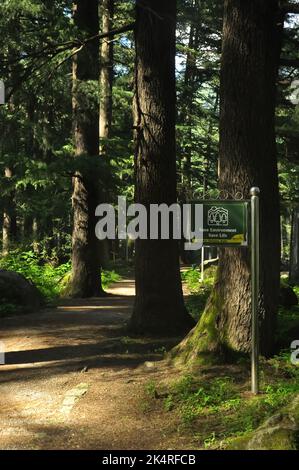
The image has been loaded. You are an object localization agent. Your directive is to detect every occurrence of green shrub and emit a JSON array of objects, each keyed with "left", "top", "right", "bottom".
[
  {"left": 0, "top": 250, "right": 71, "bottom": 300},
  {"left": 0, "top": 250, "right": 121, "bottom": 303}
]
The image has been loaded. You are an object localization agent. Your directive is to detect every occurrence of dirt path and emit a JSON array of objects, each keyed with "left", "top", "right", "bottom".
[{"left": 0, "top": 278, "right": 193, "bottom": 450}]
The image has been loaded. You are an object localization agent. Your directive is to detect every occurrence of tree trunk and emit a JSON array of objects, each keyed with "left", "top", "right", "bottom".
[
  {"left": 290, "top": 206, "right": 299, "bottom": 283},
  {"left": 99, "top": 0, "right": 114, "bottom": 153},
  {"left": 128, "top": 0, "right": 195, "bottom": 336},
  {"left": 98, "top": 0, "right": 114, "bottom": 267},
  {"left": 181, "top": 21, "right": 200, "bottom": 201},
  {"left": 172, "top": 0, "right": 283, "bottom": 364},
  {"left": 71, "top": 0, "right": 105, "bottom": 297},
  {"left": 32, "top": 217, "right": 39, "bottom": 253},
  {"left": 2, "top": 167, "right": 17, "bottom": 255}
]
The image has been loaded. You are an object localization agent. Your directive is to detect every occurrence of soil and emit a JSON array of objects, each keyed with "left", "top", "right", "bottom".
[{"left": 0, "top": 277, "right": 195, "bottom": 450}]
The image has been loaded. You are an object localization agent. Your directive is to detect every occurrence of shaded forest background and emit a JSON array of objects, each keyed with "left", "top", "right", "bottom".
[
  {"left": 1, "top": 0, "right": 299, "bottom": 451},
  {"left": 0, "top": 0, "right": 299, "bottom": 355}
]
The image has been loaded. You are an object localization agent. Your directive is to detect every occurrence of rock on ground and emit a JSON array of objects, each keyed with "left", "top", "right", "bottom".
[
  {"left": 0, "top": 269, "right": 43, "bottom": 315},
  {"left": 229, "top": 395, "right": 299, "bottom": 450}
]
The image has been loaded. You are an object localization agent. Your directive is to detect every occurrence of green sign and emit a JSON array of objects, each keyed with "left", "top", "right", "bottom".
[{"left": 198, "top": 201, "right": 249, "bottom": 246}]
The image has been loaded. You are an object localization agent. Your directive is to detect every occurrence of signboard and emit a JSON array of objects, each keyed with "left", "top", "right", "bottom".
[
  {"left": 202, "top": 201, "right": 248, "bottom": 246},
  {"left": 191, "top": 201, "right": 249, "bottom": 246},
  {"left": 0, "top": 81, "right": 4, "bottom": 105},
  {"left": 191, "top": 190, "right": 260, "bottom": 395}
]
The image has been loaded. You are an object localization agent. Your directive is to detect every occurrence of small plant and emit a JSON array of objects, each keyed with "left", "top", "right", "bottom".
[
  {"left": 204, "top": 432, "right": 216, "bottom": 449},
  {"left": 102, "top": 269, "right": 121, "bottom": 289},
  {"left": 153, "top": 346, "right": 167, "bottom": 355},
  {"left": 145, "top": 380, "right": 158, "bottom": 399},
  {"left": 163, "top": 375, "right": 238, "bottom": 425}
]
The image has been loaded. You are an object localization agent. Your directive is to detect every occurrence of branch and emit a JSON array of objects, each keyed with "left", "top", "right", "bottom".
[
  {"left": 46, "top": 23, "right": 135, "bottom": 78},
  {"left": 5, "top": 22, "right": 135, "bottom": 97},
  {"left": 79, "top": 22, "right": 135, "bottom": 48},
  {"left": 3, "top": 23, "right": 135, "bottom": 69}
]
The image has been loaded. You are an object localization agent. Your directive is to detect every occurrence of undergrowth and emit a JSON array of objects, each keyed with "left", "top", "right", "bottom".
[
  {"left": 143, "top": 351, "right": 299, "bottom": 449},
  {"left": 0, "top": 250, "right": 121, "bottom": 313},
  {"left": 181, "top": 266, "right": 216, "bottom": 320}
]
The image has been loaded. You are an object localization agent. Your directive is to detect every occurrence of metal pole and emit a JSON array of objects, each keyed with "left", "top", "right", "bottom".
[
  {"left": 201, "top": 186, "right": 206, "bottom": 282},
  {"left": 250, "top": 187, "right": 260, "bottom": 395}
]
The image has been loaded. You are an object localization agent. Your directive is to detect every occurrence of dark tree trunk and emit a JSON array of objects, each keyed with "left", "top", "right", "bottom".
[
  {"left": 71, "top": 0, "right": 105, "bottom": 297},
  {"left": 99, "top": 0, "right": 114, "bottom": 151},
  {"left": 180, "top": 19, "right": 200, "bottom": 201},
  {"left": 290, "top": 207, "right": 299, "bottom": 283},
  {"left": 98, "top": 0, "right": 114, "bottom": 267},
  {"left": 128, "top": 0, "right": 195, "bottom": 336},
  {"left": 172, "top": 0, "right": 283, "bottom": 364}
]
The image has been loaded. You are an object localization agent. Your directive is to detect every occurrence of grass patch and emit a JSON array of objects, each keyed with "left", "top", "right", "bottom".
[{"left": 143, "top": 352, "right": 299, "bottom": 449}]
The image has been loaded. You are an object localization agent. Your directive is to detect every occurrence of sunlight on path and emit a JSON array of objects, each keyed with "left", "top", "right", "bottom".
[{"left": 106, "top": 278, "right": 135, "bottom": 296}]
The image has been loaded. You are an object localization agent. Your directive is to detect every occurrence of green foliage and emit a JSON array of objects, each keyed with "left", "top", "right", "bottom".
[
  {"left": 181, "top": 265, "right": 216, "bottom": 291},
  {"left": 181, "top": 266, "right": 216, "bottom": 320},
  {"left": 146, "top": 352, "right": 299, "bottom": 448},
  {"left": 0, "top": 302, "right": 24, "bottom": 317},
  {"left": 0, "top": 250, "right": 71, "bottom": 300},
  {"left": 0, "top": 250, "right": 121, "bottom": 304},
  {"left": 145, "top": 380, "right": 158, "bottom": 399},
  {"left": 101, "top": 269, "right": 121, "bottom": 289},
  {"left": 163, "top": 375, "right": 238, "bottom": 424}
]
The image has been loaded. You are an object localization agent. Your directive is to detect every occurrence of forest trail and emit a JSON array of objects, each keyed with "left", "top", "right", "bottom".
[{"left": 0, "top": 276, "right": 193, "bottom": 450}]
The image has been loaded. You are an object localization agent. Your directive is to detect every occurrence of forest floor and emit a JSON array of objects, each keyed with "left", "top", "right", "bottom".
[
  {"left": 0, "top": 276, "right": 197, "bottom": 450},
  {"left": 1, "top": 273, "right": 298, "bottom": 450}
]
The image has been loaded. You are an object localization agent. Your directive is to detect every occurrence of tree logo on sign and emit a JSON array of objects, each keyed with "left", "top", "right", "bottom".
[{"left": 208, "top": 206, "right": 229, "bottom": 226}]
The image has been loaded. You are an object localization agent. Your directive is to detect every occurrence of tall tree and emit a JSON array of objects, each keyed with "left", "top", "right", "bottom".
[
  {"left": 99, "top": 0, "right": 114, "bottom": 153},
  {"left": 129, "top": 0, "right": 194, "bottom": 335},
  {"left": 180, "top": 20, "right": 200, "bottom": 200},
  {"left": 71, "top": 0, "right": 104, "bottom": 297},
  {"left": 172, "top": 0, "right": 283, "bottom": 363}
]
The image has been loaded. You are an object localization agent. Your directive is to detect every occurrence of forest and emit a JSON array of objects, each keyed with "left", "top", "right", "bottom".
[{"left": 0, "top": 0, "right": 299, "bottom": 454}]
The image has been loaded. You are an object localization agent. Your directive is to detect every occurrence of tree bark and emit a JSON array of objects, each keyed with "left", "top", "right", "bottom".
[
  {"left": 172, "top": 0, "right": 283, "bottom": 364},
  {"left": 180, "top": 21, "right": 200, "bottom": 201},
  {"left": 128, "top": 0, "right": 195, "bottom": 336},
  {"left": 290, "top": 206, "right": 299, "bottom": 283},
  {"left": 98, "top": 0, "right": 114, "bottom": 267},
  {"left": 71, "top": 0, "right": 105, "bottom": 297},
  {"left": 99, "top": 0, "right": 114, "bottom": 152},
  {"left": 2, "top": 167, "right": 17, "bottom": 255}
]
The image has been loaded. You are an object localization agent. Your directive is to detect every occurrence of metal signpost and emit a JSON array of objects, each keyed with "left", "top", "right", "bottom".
[
  {"left": 250, "top": 187, "right": 260, "bottom": 395},
  {"left": 192, "top": 187, "right": 260, "bottom": 394}
]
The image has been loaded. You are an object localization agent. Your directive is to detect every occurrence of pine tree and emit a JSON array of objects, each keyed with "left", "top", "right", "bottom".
[
  {"left": 172, "top": 0, "right": 283, "bottom": 363},
  {"left": 129, "top": 0, "right": 194, "bottom": 335}
]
